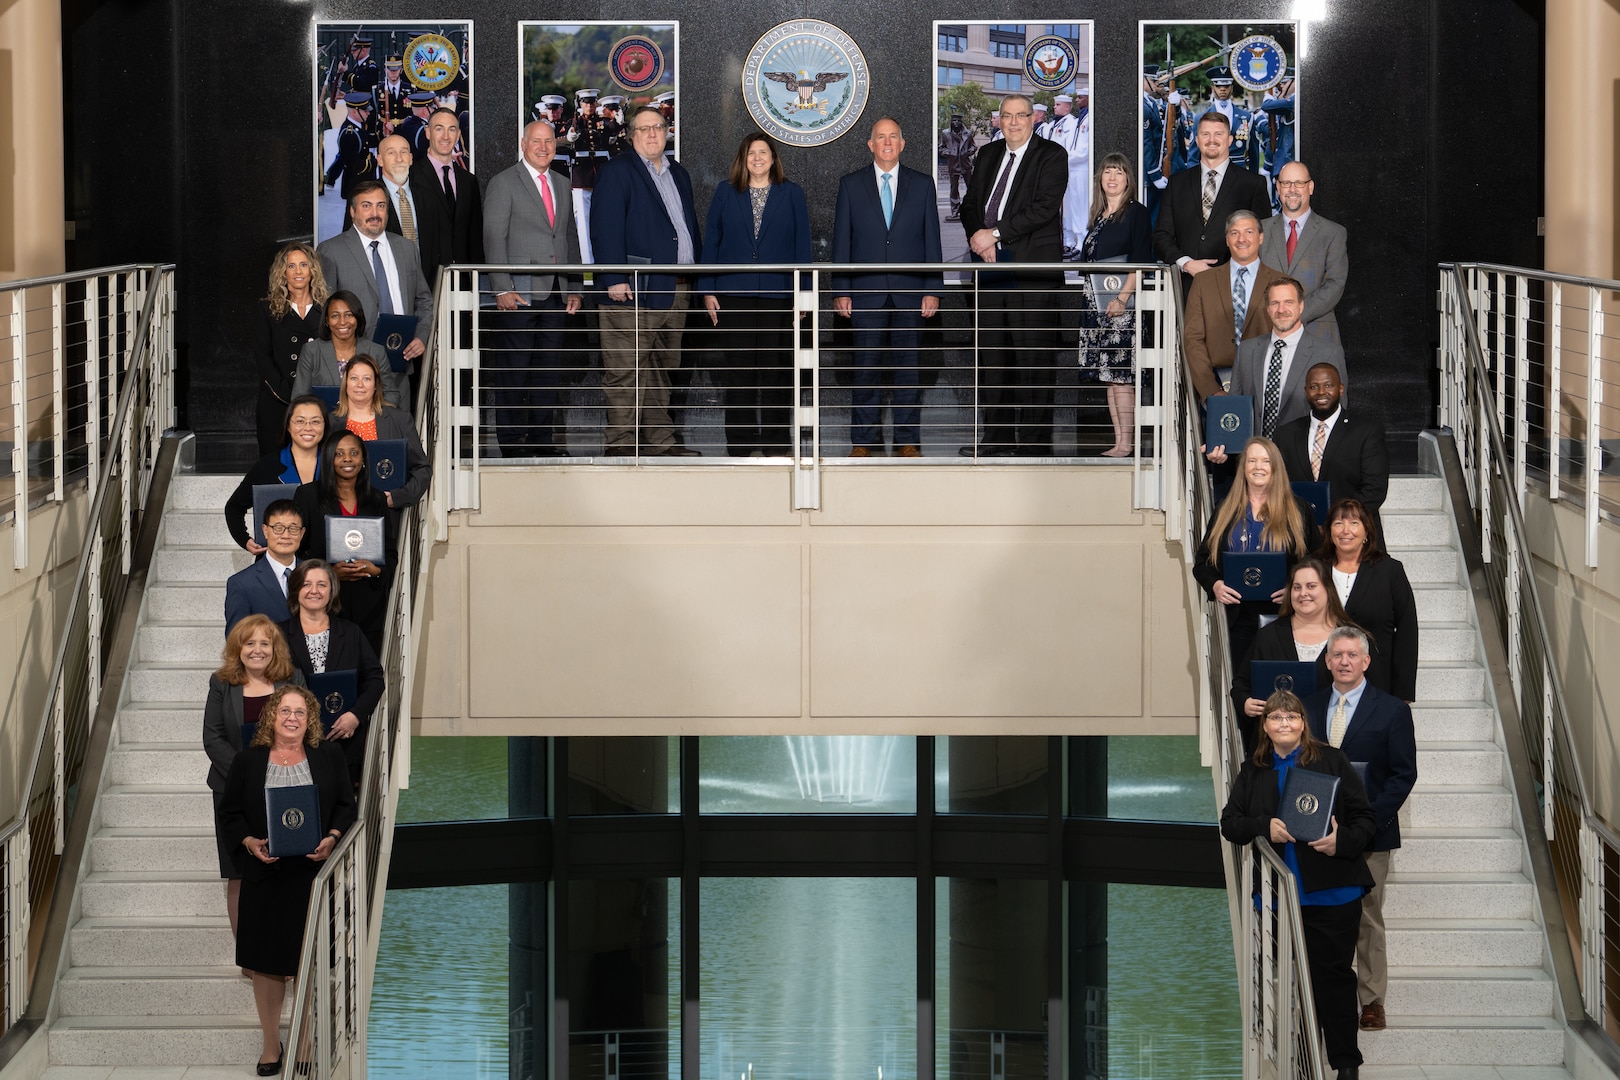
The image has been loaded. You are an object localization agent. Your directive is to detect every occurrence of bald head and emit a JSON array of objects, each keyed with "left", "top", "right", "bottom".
[
  {"left": 1277, "top": 161, "right": 1314, "bottom": 216},
  {"left": 378, "top": 135, "right": 412, "bottom": 185}
]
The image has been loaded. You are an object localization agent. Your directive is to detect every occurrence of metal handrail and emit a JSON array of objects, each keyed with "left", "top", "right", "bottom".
[
  {"left": 1442, "top": 260, "right": 1620, "bottom": 293},
  {"left": 0, "top": 264, "right": 163, "bottom": 294}
]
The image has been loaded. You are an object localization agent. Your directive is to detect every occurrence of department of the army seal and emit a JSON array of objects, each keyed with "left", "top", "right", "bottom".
[
  {"left": 280, "top": 806, "right": 306, "bottom": 830},
  {"left": 1294, "top": 792, "right": 1319, "bottom": 816},
  {"left": 609, "top": 35, "right": 666, "bottom": 93},
  {"left": 742, "top": 20, "right": 869, "bottom": 147},
  {"left": 1229, "top": 35, "right": 1288, "bottom": 93},
  {"left": 343, "top": 528, "right": 365, "bottom": 552},
  {"left": 405, "top": 34, "right": 460, "bottom": 92},
  {"left": 1024, "top": 35, "right": 1079, "bottom": 92}
]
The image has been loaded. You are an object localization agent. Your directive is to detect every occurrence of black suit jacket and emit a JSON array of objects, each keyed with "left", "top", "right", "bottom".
[
  {"left": 960, "top": 136, "right": 1068, "bottom": 269},
  {"left": 1221, "top": 744, "right": 1376, "bottom": 893},
  {"left": 1276, "top": 411, "right": 1391, "bottom": 537},
  {"left": 218, "top": 743, "right": 358, "bottom": 881},
  {"left": 1337, "top": 556, "right": 1420, "bottom": 703},
  {"left": 277, "top": 616, "right": 385, "bottom": 725},
  {"left": 1230, "top": 616, "right": 1333, "bottom": 721},
  {"left": 1305, "top": 681, "right": 1417, "bottom": 852},
  {"left": 1152, "top": 161, "right": 1272, "bottom": 269},
  {"left": 405, "top": 158, "right": 485, "bottom": 286}
]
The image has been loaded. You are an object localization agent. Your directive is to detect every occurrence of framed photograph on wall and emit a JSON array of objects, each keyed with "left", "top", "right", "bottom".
[
  {"left": 313, "top": 20, "right": 474, "bottom": 244},
  {"left": 518, "top": 22, "right": 679, "bottom": 263},
  {"left": 1138, "top": 21, "right": 1297, "bottom": 225}
]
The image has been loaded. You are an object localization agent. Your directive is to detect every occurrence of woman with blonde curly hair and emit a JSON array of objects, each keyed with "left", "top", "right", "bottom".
[{"left": 255, "top": 242, "right": 330, "bottom": 453}]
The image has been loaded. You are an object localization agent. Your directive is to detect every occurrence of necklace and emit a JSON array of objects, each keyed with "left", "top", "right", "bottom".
[{"left": 274, "top": 745, "right": 301, "bottom": 766}]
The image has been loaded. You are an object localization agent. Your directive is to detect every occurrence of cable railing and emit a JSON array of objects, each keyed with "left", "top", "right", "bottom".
[
  {"left": 0, "top": 264, "right": 175, "bottom": 1032},
  {"left": 1438, "top": 265, "right": 1620, "bottom": 1040},
  {"left": 429, "top": 261, "right": 1177, "bottom": 516}
]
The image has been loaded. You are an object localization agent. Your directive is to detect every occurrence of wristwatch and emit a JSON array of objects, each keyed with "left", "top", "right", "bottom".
[{"left": 992, "top": 228, "right": 1001, "bottom": 240}]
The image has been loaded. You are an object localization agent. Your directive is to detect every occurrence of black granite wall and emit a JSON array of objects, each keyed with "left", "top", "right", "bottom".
[{"left": 62, "top": 0, "right": 1544, "bottom": 470}]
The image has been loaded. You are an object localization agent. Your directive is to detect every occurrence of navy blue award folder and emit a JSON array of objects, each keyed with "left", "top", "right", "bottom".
[
  {"left": 1292, "top": 481, "right": 1332, "bottom": 526},
  {"left": 371, "top": 314, "right": 418, "bottom": 374},
  {"left": 367, "top": 439, "right": 408, "bottom": 492},
  {"left": 310, "top": 384, "right": 341, "bottom": 412},
  {"left": 1205, "top": 395, "right": 1254, "bottom": 455},
  {"left": 266, "top": 783, "right": 322, "bottom": 857},
  {"left": 307, "top": 669, "right": 358, "bottom": 734},
  {"left": 325, "top": 516, "right": 386, "bottom": 564},
  {"left": 1279, "top": 766, "right": 1339, "bottom": 843},
  {"left": 1250, "top": 659, "right": 1319, "bottom": 700},
  {"left": 250, "top": 484, "right": 301, "bottom": 547},
  {"left": 1224, "top": 551, "right": 1286, "bottom": 602}
]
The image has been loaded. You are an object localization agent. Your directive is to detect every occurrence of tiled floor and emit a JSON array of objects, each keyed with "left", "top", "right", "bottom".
[
  {"left": 41, "top": 1068, "right": 275, "bottom": 1080},
  {"left": 1360, "top": 1066, "right": 1576, "bottom": 1079}
]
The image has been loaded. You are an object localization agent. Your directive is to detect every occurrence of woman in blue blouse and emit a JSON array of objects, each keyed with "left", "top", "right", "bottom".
[
  {"left": 224, "top": 395, "right": 327, "bottom": 552},
  {"left": 698, "top": 132, "right": 812, "bottom": 456}
]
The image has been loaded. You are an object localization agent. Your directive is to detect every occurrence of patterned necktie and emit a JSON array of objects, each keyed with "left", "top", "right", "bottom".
[
  {"left": 880, "top": 172, "right": 894, "bottom": 227},
  {"left": 1232, "top": 265, "right": 1249, "bottom": 346},
  {"left": 395, "top": 189, "right": 416, "bottom": 242},
  {"left": 1328, "top": 694, "right": 1349, "bottom": 748},
  {"left": 369, "top": 240, "right": 395, "bottom": 315},
  {"left": 538, "top": 172, "right": 555, "bottom": 227},
  {"left": 1261, "top": 338, "right": 1285, "bottom": 436},
  {"left": 1287, "top": 218, "right": 1299, "bottom": 264},
  {"left": 1311, "top": 420, "right": 1328, "bottom": 479},
  {"left": 983, "top": 152, "right": 1017, "bottom": 230},
  {"left": 1202, "top": 169, "right": 1217, "bottom": 223}
]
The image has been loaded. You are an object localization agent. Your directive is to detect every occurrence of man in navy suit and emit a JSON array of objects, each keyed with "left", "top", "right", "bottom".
[
  {"left": 590, "top": 104, "right": 702, "bottom": 456},
  {"left": 223, "top": 501, "right": 303, "bottom": 634},
  {"left": 831, "top": 118, "right": 943, "bottom": 457},
  {"left": 1307, "top": 626, "right": 1417, "bottom": 1034}
]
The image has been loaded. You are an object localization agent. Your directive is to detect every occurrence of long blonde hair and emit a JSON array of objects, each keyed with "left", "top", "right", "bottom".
[
  {"left": 1203, "top": 436, "right": 1308, "bottom": 561},
  {"left": 332, "top": 353, "right": 385, "bottom": 417},
  {"left": 265, "top": 242, "right": 330, "bottom": 318}
]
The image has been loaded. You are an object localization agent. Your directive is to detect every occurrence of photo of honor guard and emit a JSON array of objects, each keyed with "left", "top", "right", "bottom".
[
  {"left": 1046, "top": 90, "right": 1091, "bottom": 258},
  {"left": 323, "top": 91, "right": 379, "bottom": 207},
  {"left": 376, "top": 56, "right": 410, "bottom": 135},
  {"left": 566, "top": 88, "right": 609, "bottom": 263},
  {"left": 938, "top": 113, "right": 975, "bottom": 222},
  {"left": 1255, "top": 68, "right": 1297, "bottom": 213},
  {"left": 597, "top": 95, "right": 629, "bottom": 157},
  {"left": 654, "top": 91, "right": 677, "bottom": 158},
  {"left": 396, "top": 91, "right": 437, "bottom": 158},
  {"left": 1201, "top": 67, "right": 1257, "bottom": 172},
  {"left": 1141, "top": 65, "right": 1173, "bottom": 222},
  {"left": 534, "top": 96, "right": 571, "bottom": 176}
]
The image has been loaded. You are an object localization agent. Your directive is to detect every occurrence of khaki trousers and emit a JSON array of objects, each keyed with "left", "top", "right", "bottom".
[
  {"left": 1357, "top": 849, "right": 1391, "bottom": 1005},
  {"left": 597, "top": 281, "right": 689, "bottom": 450}
]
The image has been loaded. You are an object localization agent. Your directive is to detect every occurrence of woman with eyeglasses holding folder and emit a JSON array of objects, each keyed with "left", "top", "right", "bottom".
[
  {"left": 223, "top": 395, "right": 328, "bottom": 554},
  {"left": 1192, "top": 436, "right": 1320, "bottom": 673},
  {"left": 218, "top": 684, "right": 356, "bottom": 1075},
  {"left": 294, "top": 431, "right": 396, "bottom": 656},
  {"left": 279, "top": 559, "right": 384, "bottom": 787},
  {"left": 1221, "top": 691, "right": 1375, "bottom": 1080}
]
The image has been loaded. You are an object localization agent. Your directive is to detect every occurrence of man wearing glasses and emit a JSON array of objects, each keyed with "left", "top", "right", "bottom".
[
  {"left": 224, "top": 501, "right": 304, "bottom": 634},
  {"left": 590, "top": 105, "right": 702, "bottom": 456},
  {"left": 1259, "top": 161, "right": 1348, "bottom": 344}
]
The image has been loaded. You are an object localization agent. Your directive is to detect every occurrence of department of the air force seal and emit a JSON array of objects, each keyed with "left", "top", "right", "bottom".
[
  {"left": 1229, "top": 35, "right": 1287, "bottom": 93},
  {"left": 281, "top": 806, "right": 306, "bottom": 830},
  {"left": 1294, "top": 792, "right": 1319, "bottom": 816},
  {"left": 609, "top": 35, "right": 666, "bottom": 93},
  {"left": 1024, "top": 35, "right": 1079, "bottom": 92},
  {"left": 742, "top": 20, "right": 869, "bottom": 147},
  {"left": 405, "top": 34, "right": 460, "bottom": 92}
]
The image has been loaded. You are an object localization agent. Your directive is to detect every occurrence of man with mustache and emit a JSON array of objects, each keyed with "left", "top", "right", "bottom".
[{"left": 316, "top": 180, "right": 434, "bottom": 382}]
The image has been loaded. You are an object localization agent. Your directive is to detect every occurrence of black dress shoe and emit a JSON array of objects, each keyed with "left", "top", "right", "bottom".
[
  {"left": 657, "top": 445, "right": 701, "bottom": 457},
  {"left": 1335, "top": 1067, "right": 1358, "bottom": 1080},
  {"left": 531, "top": 444, "right": 568, "bottom": 457},
  {"left": 258, "top": 1043, "right": 285, "bottom": 1076},
  {"left": 958, "top": 445, "right": 978, "bottom": 457}
]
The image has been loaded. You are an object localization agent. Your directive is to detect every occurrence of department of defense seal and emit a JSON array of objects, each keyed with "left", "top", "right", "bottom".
[
  {"left": 1024, "top": 35, "right": 1079, "bottom": 92},
  {"left": 609, "top": 35, "right": 666, "bottom": 93},
  {"left": 1294, "top": 792, "right": 1319, "bottom": 816},
  {"left": 280, "top": 806, "right": 306, "bottom": 830},
  {"left": 405, "top": 34, "right": 460, "bottom": 92},
  {"left": 742, "top": 20, "right": 869, "bottom": 147},
  {"left": 1229, "top": 35, "right": 1287, "bottom": 93}
]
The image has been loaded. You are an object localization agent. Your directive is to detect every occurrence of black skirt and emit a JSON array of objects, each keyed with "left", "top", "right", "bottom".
[{"left": 235, "top": 857, "right": 320, "bottom": 977}]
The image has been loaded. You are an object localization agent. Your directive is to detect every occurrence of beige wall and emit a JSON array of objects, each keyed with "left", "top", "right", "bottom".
[
  {"left": 413, "top": 466, "right": 1197, "bottom": 736},
  {"left": 0, "top": 0, "right": 65, "bottom": 281}
]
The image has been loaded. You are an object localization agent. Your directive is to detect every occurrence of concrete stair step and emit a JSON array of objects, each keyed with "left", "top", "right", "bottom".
[
  {"left": 57, "top": 966, "right": 266, "bottom": 1017},
  {"left": 152, "top": 546, "right": 251, "bottom": 584},
  {"left": 1356, "top": 1014, "right": 1564, "bottom": 1067},
  {"left": 1417, "top": 622, "right": 1477, "bottom": 662},
  {"left": 137, "top": 621, "right": 227, "bottom": 663},
  {"left": 100, "top": 786, "right": 214, "bottom": 828},
  {"left": 1381, "top": 872, "right": 1533, "bottom": 920},
  {"left": 170, "top": 475, "right": 242, "bottom": 510},
  {"left": 1414, "top": 662, "right": 1485, "bottom": 702},
  {"left": 1394, "top": 828, "right": 1522, "bottom": 873},
  {"left": 119, "top": 704, "right": 203, "bottom": 745},
  {"left": 70, "top": 916, "right": 234, "bottom": 968},
  {"left": 126, "top": 661, "right": 215, "bottom": 704},
  {"left": 1411, "top": 703, "right": 1494, "bottom": 743},
  {"left": 1382, "top": 477, "right": 1445, "bottom": 512},
  {"left": 161, "top": 508, "right": 238, "bottom": 548},
  {"left": 1412, "top": 584, "right": 1469, "bottom": 623},
  {"left": 1382, "top": 965, "right": 1558, "bottom": 1018},
  {"left": 90, "top": 828, "right": 217, "bottom": 873},
  {"left": 105, "top": 744, "right": 209, "bottom": 787},
  {"left": 81, "top": 872, "right": 226, "bottom": 918},
  {"left": 143, "top": 581, "right": 225, "bottom": 623},
  {"left": 47, "top": 1014, "right": 268, "bottom": 1066},
  {"left": 1398, "top": 547, "right": 1462, "bottom": 585},
  {"left": 1382, "top": 513, "right": 1453, "bottom": 548},
  {"left": 1402, "top": 785, "right": 1513, "bottom": 829},
  {"left": 1415, "top": 742, "right": 1503, "bottom": 785},
  {"left": 1385, "top": 918, "right": 1544, "bottom": 967}
]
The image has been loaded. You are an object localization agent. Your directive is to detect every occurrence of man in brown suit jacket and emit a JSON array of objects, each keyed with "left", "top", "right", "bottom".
[{"left": 1183, "top": 210, "right": 1282, "bottom": 402}]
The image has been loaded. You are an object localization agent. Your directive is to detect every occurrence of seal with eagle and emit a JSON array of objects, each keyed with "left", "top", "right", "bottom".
[{"left": 764, "top": 69, "right": 848, "bottom": 110}]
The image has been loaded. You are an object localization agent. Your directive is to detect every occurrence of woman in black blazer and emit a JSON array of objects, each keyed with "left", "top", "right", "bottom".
[
  {"left": 1316, "top": 499, "right": 1420, "bottom": 702},
  {"left": 218, "top": 684, "right": 356, "bottom": 1074},
  {"left": 1221, "top": 690, "right": 1375, "bottom": 1078},
  {"left": 294, "top": 431, "right": 397, "bottom": 656},
  {"left": 697, "top": 132, "right": 812, "bottom": 456},
  {"left": 279, "top": 559, "right": 385, "bottom": 785},
  {"left": 1077, "top": 152, "right": 1155, "bottom": 457},
  {"left": 223, "top": 395, "right": 327, "bottom": 552},
  {"left": 201, "top": 614, "right": 305, "bottom": 936},
  {"left": 254, "top": 243, "right": 328, "bottom": 455}
]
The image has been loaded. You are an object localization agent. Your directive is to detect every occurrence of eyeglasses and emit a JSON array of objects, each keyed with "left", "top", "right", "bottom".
[
  {"left": 289, "top": 417, "right": 323, "bottom": 428},
  {"left": 631, "top": 124, "right": 667, "bottom": 134},
  {"left": 1275, "top": 180, "right": 1312, "bottom": 189},
  {"left": 276, "top": 707, "right": 309, "bottom": 719},
  {"left": 1001, "top": 111, "right": 1033, "bottom": 121},
  {"left": 264, "top": 523, "right": 305, "bottom": 536},
  {"left": 1267, "top": 712, "right": 1303, "bottom": 723}
]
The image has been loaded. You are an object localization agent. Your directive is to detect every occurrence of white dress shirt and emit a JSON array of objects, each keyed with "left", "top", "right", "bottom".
[{"left": 357, "top": 229, "right": 405, "bottom": 315}]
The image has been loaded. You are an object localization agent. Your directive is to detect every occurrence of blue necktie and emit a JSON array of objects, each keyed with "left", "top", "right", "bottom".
[
  {"left": 880, "top": 172, "right": 894, "bottom": 227},
  {"left": 370, "top": 240, "right": 395, "bottom": 316},
  {"left": 1232, "top": 265, "right": 1248, "bottom": 346}
]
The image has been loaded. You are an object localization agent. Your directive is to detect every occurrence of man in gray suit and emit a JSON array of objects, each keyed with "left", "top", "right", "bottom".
[
  {"left": 1223, "top": 276, "right": 1347, "bottom": 447},
  {"left": 1259, "top": 161, "right": 1348, "bottom": 344},
  {"left": 316, "top": 180, "right": 434, "bottom": 380},
  {"left": 482, "top": 121, "right": 583, "bottom": 456}
]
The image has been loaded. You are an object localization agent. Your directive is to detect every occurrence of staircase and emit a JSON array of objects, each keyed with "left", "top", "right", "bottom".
[
  {"left": 1360, "top": 475, "right": 1569, "bottom": 1073},
  {"left": 46, "top": 474, "right": 273, "bottom": 1067}
]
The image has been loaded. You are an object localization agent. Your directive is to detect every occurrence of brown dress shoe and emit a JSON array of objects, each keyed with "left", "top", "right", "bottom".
[
  {"left": 896, "top": 444, "right": 921, "bottom": 457},
  {"left": 1358, "top": 1001, "right": 1385, "bottom": 1030},
  {"left": 849, "top": 446, "right": 872, "bottom": 458}
]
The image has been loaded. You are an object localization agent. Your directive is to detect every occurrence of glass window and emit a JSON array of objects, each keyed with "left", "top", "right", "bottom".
[
  {"left": 993, "top": 72, "right": 1023, "bottom": 92},
  {"left": 991, "top": 41, "right": 1025, "bottom": 60},
  {"left": 938, "top": 33, "right": 966, "bottom": 52},
  {"left": 991, "top": 24, "right": 1026, "bottom": 34},
  {"left": 939, "top": 64, "right": 964, "bottom": 86},
  {"left": 569, "top": 736, "right": 679, "bottom": 815},
  {"left": 1095, "top": 735, "right": 1216, "bottom": 823},
  {"left": 938, "top": 878, "right": 1048, "bottom": 1080},
  {"left": 699, "top": 736, "right": 917, "bottom": 813},
  {"left": 568, "top": 879, "right": 680, "bottom": 1080},
  {"left": 1050, "top": 24, "right": 1082, "bottom": 41},
  {"left": 395, "top": 737, "right": 515, "bottom": 823},
  {"left": 937, "top": 735, "right": 1048, "bottom": 814}
]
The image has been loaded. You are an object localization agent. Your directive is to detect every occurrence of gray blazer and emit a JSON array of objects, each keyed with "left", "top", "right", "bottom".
[
  {"left": 201, "top": 671, "right": 306, "bottom": 794},
  {"left": 1260, "top": 211, "right": 1348, "bottom": 345},
  {"left": 482, "top": 161, "right": 581, "bottom": 304},
  {"left": 1230, "top": 331, "right": 1348, "bottom": 433},
  {"left": 292, "top": 338, "right": 408, "bottom": 410},
  {"left": 315, "top": 228, "right": 434, "bottom": 350}
]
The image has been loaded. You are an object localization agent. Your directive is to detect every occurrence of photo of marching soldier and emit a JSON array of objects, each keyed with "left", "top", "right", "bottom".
[
  {"left": 519, "top": 23, "right": 678, "bottom": 265},
  {"left": 315, "top": 22, "right": 473, "bottom": 243},
  {"left": 1138, "top": 22, "right": 1297, "bottom": 224},
  {"left": 933, "top": 22, "right": 1092, "bottom": 265}
]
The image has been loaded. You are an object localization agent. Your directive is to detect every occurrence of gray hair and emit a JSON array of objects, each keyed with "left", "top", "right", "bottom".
[
  {"left": 1225, "top": 209, "right": 1261, "bottom": 232},
  {"left": 1326, "top": 625, "right": 1371, "bottom": 657}
]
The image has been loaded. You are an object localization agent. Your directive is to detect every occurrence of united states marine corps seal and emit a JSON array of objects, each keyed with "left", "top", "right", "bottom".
[
  {"left": 1024, "top": 35, "right": 1079, "bottom": 92},
  {"left": 280, "top": 807, "right": 306, "bottom": 830},
  {"left": 1229, "top": 35, "right": 1287, "bottom": 93},
  {"left": 742, "top": 20, "right": 869, "bottom": 147},
  {"left": 405, "top": 34, "right": 459, "bottom": 92},
  {"left": 609, "top": 35, "right": 666, "bottom": 93}
]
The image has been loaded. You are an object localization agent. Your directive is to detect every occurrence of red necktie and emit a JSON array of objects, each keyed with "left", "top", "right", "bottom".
[
  {"left": 1286, "top": 219, "right": 1299, "bottom": 264},
  {"left": 538, "top": 172, "right": 555, "bottom": 227}
]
